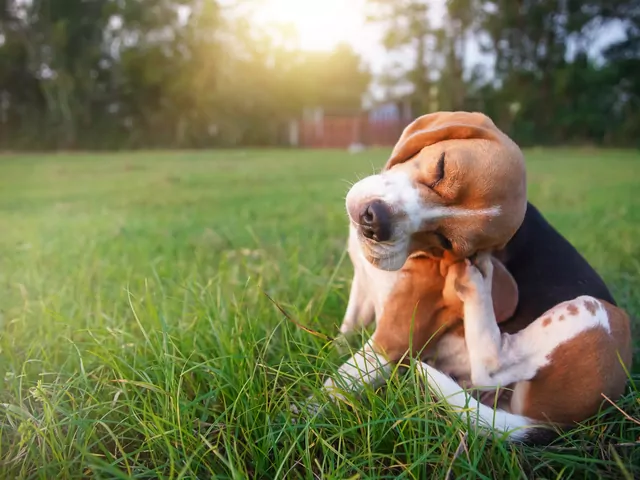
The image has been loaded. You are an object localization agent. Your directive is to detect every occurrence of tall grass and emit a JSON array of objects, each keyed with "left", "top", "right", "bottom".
[{"left": 1, "top": 148, "right": 639, "bottom": 478}]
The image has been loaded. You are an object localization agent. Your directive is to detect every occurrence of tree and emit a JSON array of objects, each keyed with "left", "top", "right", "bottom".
[
  {"left": 436, "top": 0, "right": 480, "bottom": 111},
  {"left": 366, "top": 0, "right": 436, "bottom": 112},
  {"left": 2, "top": 0, "right": 639, "bottom": 149},
  {"left": 0, "top": 0, "right": 371, "bottom": 149},
  {"left": 1, "top": 0, "right": 113, "bottom": 147}
]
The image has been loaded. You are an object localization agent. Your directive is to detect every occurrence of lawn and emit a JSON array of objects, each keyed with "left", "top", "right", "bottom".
[{"left": 1, "top": 148, "right": 639, "bottom": 479}]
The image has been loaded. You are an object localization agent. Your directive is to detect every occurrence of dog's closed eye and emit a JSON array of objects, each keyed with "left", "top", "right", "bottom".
[
  {"left": 436, "top": 231, "right": 452, "bottom": 250},
  {"left": 429, "top": 151, "right": 446, "bottom": 188}
]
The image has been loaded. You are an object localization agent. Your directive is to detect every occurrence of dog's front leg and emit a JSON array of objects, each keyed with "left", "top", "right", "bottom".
[
  {"left": 322, "top": 339, "right": 392, "bottom": 400},
  {"left": 339, "top": 227, "right": 376, "bottom": 335},
  {"left": 453, "top": 255, "right": 527, "bottom": 389},
  {"left": 291, "top": 340, "right": 392, "bottom": 418},
  {"left": 339, "top": 269, "right": 376, "bottom": 335}
]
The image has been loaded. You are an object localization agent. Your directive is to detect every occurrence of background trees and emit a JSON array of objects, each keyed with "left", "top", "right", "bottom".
[
  {"left": 1, "top": 0, "right": 638, "bottom": 149},
  {"left": 368, "top": 0, "right": 640, "bottom": 147}
]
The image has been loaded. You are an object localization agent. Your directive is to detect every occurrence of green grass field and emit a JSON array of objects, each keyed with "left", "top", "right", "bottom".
[{"left": 1, "top": 148, "right": 639, "bottom": 479}]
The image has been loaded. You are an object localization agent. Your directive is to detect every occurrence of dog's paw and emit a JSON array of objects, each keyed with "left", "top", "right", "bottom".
[
  {"left": 473, "top": 253, "right": 494, "bottom": 281},
  {"left": 452, "top": 255, "right": 493, "bottom": 301},
  {"left": 332, "top": 333, "right": 351, "bottom": 355},
  {"left": 339, "top": 321, "right": 357, "bottom": 335}
]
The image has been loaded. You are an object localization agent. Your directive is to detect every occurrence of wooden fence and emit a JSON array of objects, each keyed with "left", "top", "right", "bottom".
[{"left": 297, "top": 114, "right": 407, "bottom": 149}]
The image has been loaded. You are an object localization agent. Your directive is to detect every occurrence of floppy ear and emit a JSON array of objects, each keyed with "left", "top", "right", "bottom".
[
  {"left": 385, "top": 111, "right": 501, "bottom": 171},
  {"left": 491, "top": 257, "right": 518, "bottom": 323}
]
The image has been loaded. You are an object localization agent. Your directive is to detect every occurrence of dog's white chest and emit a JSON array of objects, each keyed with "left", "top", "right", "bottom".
[
  {"left": 361, "top": 258, "right": 400, "bottom": 316},
  {"left": 348, "top": 226, "right": 472, "bottom": 381},
  {"left": 348, "top": 225, "right": 401, "bottom": 316}
]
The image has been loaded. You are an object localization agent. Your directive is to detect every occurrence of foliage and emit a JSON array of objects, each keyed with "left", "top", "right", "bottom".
[
  {"left": 2, "top": 0, "right": 639, "bottom": 149},
  {"left": 0, "top": 1, "right": 370, "bottom": 149},
  {"left": 1, "top": 148, "right": 639, "bottom": 478},
  {"left": 367, "top": 0, "right": 640, "bottom": 147}
]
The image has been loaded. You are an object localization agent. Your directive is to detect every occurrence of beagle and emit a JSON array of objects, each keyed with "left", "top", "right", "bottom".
[{"left": 298, "top": 112, "right": 633, "bottom": 444}]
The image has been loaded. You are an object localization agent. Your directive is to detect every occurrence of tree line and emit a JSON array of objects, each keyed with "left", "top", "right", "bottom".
[{"left": 1, "top": 0, "right": 639, "bottom": 150}]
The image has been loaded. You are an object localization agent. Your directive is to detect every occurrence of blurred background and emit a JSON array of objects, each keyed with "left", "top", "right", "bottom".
[{"left": 0, "top": 0, "right": 638, "bottom": 151}]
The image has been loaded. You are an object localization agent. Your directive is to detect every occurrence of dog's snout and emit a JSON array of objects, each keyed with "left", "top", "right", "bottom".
[{"left": 359, "top": 201, "right": 392, "bottom": 242}]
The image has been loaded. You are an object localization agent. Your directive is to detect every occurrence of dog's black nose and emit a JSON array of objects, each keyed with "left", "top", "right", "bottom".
[{"left": 359, "top": 200, "right": 392, "bottom": 242}]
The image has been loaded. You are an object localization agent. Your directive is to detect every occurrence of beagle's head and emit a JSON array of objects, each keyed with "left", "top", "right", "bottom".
[{"left": 346, "top": 111, "right": 527, "bottom": 271}]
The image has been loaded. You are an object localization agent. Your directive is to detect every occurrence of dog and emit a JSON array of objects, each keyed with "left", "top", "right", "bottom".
[{"left": 297, "top": 111, "right": 633, "bottom": 444}]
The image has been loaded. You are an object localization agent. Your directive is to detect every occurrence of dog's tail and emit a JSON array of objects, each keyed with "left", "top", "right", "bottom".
[{"left": 417, "top": 362, "right": 558, "bottom": 445}]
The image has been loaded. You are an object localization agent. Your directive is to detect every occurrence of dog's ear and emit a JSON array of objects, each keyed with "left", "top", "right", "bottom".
[
  {"left": 384, "top": 111, "right": 501, "bottom": 171},
  {"left": 491, "top": 257, "right": 518, "bottom": 323}
]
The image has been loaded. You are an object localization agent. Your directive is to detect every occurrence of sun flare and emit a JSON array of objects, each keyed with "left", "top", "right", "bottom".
[{"left": 255, "top": 0, "right": 366, "bottom": 52}]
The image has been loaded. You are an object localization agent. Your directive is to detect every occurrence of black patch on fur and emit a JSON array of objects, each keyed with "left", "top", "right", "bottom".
[{"left": 494, "top": 202, "right": 617, "bottom": 334}]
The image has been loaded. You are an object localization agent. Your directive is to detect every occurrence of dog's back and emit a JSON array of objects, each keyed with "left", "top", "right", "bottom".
[{"left": 495, "top": 202, "right": 617, "bottom": 334}]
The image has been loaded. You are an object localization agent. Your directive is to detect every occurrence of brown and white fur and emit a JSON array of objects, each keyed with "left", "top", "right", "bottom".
[{"left": 295, "top": 111, "right": 632, "bottom": 444}]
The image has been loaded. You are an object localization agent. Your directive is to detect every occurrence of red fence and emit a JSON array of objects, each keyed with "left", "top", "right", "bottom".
[{"left": 298, "top": 115, "right": 406, "bottom": 149}]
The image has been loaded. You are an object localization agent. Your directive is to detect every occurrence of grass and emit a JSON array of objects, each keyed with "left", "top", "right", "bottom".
[{"left": 0, "top": 147, "right": 639, "bottom": 479}]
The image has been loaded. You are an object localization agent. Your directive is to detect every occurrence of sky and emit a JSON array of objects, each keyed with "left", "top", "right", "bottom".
[{"left": 252, "top": 0, "right": 378, "bottom": 52}]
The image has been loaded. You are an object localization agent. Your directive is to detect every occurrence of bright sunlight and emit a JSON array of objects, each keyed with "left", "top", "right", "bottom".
[{"left": 254, "top": 0, "right": 368, "bottom": 51}]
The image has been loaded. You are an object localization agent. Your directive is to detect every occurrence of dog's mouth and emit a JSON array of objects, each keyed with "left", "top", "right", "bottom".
[
  {"left": 353, "top": 217, "right": 455, "bottom": 269},
  {"left": 360, "top": 247, "right": 408, "bottom": 271},
  {"left": 352, "top": 226, "right": 409, "bottom": 271}
]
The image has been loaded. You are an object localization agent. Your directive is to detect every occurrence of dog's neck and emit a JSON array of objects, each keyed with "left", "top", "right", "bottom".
[{"left": 492, "top": 202, "right": 535, "bottom": 265}]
